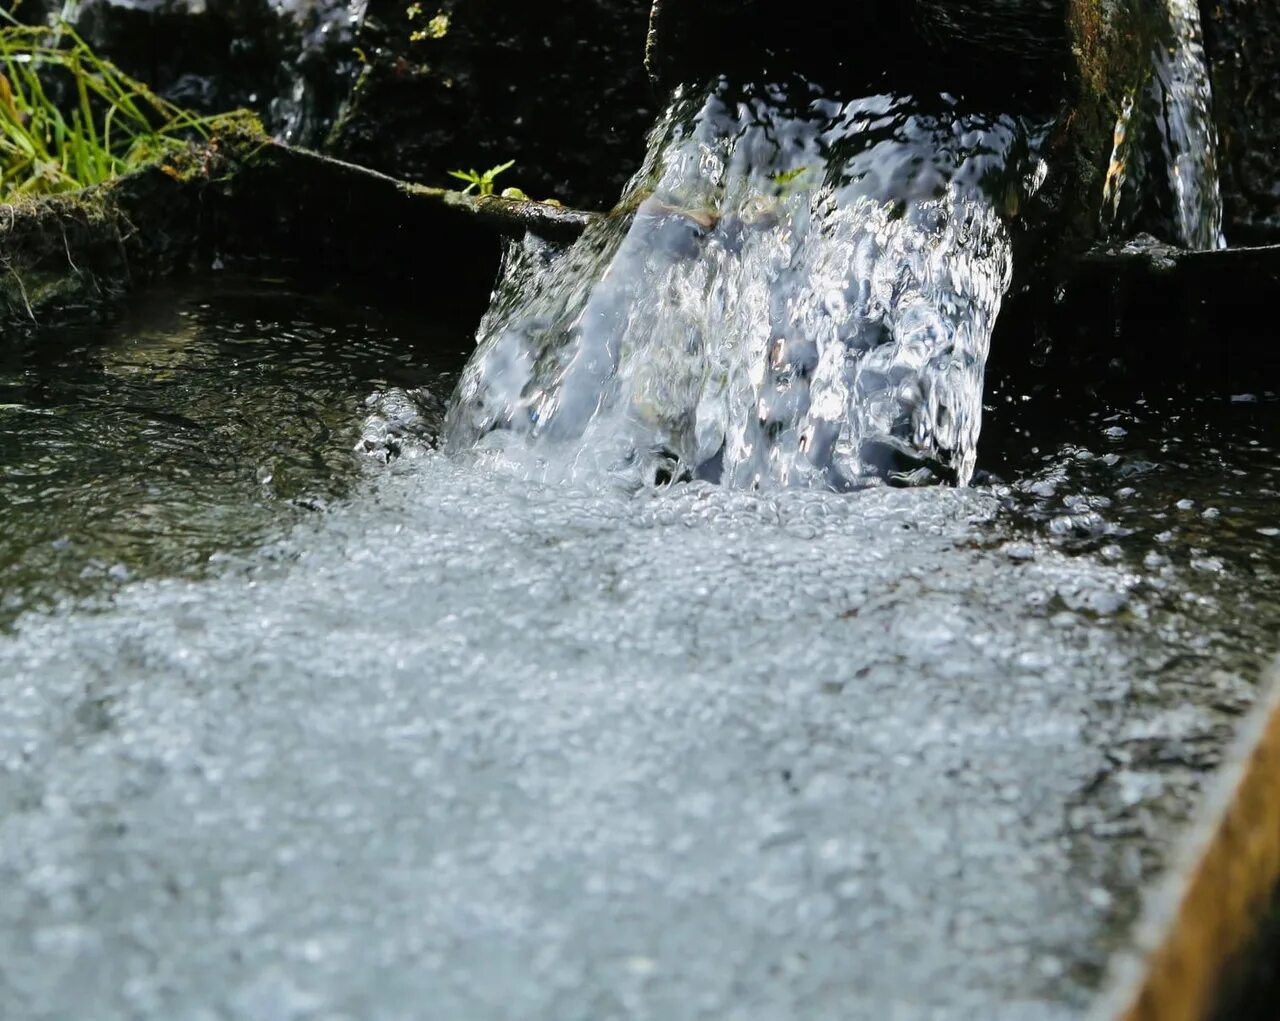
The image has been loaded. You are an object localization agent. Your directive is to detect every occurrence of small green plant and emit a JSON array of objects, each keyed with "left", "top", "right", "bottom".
[
  {"left": 447, "top": 159, "right": 515, "bottom": 197},
  {"left": 770, "top": 165, "right": 811, "bottom": 194},
  {"left": 0, "top": 14, "right": 220, "bottom": 200}
]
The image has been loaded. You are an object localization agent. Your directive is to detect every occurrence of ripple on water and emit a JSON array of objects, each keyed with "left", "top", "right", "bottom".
[{"left": 0, "top": 275, "right": 465, "bottom": 626}]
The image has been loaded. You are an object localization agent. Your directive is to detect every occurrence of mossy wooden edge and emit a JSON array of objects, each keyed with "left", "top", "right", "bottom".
[
  {"left": 1091, "top": 660, "right": 1280, "bottom": 1021},
  {"left": 0, "top": 162, "right": 214, "bottom": 330},
  {"left": 0, "top": 127, "right": 599, "bottom": 330},
  {"left": 231, "top": 135, "right": 599, "bottom": 245}
]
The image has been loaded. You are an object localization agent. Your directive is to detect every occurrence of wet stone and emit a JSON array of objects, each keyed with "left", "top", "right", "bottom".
[{"left": 1202, "top": 0, "right": 1280, "bottom": 240}]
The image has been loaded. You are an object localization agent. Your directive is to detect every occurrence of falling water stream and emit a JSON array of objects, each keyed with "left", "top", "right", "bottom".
[
  {"left": 450, "top": 0, "right": 1231, "bottom": 481},
  {"left": 1104, "top": 0, "right": 1227, "bottom": 250},
  {"left": 1155, "top": 0, "right": 1226, "bottom": 250},
  {"left": 447, "top": 80, "right": 1048, "bottom": 489}
]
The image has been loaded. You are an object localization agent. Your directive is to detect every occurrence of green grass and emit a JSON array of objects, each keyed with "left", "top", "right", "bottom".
[{"left": 0, "top": 15, "right": 219, "bottom": 201}]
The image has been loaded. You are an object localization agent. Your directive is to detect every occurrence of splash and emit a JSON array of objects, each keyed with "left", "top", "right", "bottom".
[{"left": 447, "top": 80, "right": 1048, "bottom": 489}]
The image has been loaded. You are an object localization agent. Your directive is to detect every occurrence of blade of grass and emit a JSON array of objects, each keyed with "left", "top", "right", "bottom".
[{"left": 0, "top": 18, "right": 223, "bottom": 200}]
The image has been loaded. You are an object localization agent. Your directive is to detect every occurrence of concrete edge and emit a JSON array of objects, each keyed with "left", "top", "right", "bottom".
[{"left": 1092, "top": 657, "right": 1280, "bottom": 1021}]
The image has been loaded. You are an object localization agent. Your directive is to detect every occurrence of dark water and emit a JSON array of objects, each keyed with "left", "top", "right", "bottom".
[
  {"left": 0, "top": 274, "right": 467, "bottom": 625},
  {"left": 983, "top": 376, "right": 1280, "bottom": 681}
]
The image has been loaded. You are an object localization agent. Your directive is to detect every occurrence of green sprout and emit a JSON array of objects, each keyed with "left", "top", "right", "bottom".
[
  {"left": 447, "top": 160, "right": 515, "bottom": 197},
  {"left": 770, "top": 165, "right": 812, "bottom": 194}
]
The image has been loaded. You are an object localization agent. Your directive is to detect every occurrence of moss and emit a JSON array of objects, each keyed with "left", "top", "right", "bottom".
[
  {"left": 0, "top": 185, "right": 132, "bottom": 323},
  {"left": 1058, "top": 0, "right": 1157, "bottom": 243},
  {"left": 0, "top": 129, "right": 258, "bottom": 327}
]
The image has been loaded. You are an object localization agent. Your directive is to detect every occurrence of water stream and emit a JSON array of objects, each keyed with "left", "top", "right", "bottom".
[
  {"left": 0, "top": 10, "right": 1266, "bottom": 1016},
  {"left": 1104, "top": 0, "right": 1227, "bottom": 249},
  {"left": 0, "top": 272, "right": 1276, "bottom": 1018},
  {"left": 1155, "top": 0, "right": 1226, "bottom": 250},
  {"left": 447, "top": 80, "right": 1049, "bottom": 489}
]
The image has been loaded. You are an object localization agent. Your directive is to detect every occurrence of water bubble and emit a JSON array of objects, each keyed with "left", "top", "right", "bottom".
[{"left": 1003, "top": 542, "right": 1035, "bottom": 561}]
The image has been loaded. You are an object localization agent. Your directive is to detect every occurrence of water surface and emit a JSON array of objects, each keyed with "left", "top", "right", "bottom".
[
  {"left": 0, "top": 278, "right": 1276, "bottom": 1018},
  {"left": 0, "top": 274, "right": 464, "bottom": 625}
]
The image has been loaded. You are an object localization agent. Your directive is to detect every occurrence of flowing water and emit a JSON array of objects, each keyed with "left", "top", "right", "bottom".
[
  {"left": 1104, "top": 0, "right": 1227, "bottom": 249},
  {"left": 0, "top": 270, "right": 1277, "bottom": 1020},
  {"left": 0, "top": 15, "right": 1266, "bottom": 1016},
  {"left": 0, "top": 275, "right": 460, "bottom": 626},
  {"left": 1153, "top": 0, "right": 1226, "bottom": 249},
  {"left": 446, "top": 79, "right": 1049, "bottom": 489}
]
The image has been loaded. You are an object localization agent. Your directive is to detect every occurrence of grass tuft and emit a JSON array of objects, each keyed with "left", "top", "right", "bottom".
[{"left": 0, "top": 14, "right": 220, "bottom": 200}]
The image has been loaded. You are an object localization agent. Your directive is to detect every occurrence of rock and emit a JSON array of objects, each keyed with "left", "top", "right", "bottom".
[
  {"left": 647, "top": 1, "right": 1069, "bottom": 98},
  {"left": 32, "top": 0, "right": 360, "bottom": 147},
  {"left": 324, "top": 0, "right": 656, "bottom": 210},
  {"left": 1201, "top": 0, "right": 1280, "bottom": 242}
]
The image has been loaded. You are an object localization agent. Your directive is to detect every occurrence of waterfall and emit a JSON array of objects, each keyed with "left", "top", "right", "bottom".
[
  {"left": 446, "top": 79, "right": 1048, "bottom": 489},
  {"left": 1155, "top": 0, "right": 1226, "bottom": 249},
  {"left": 1104, "top": 0, "right": 1227, "bottom": 250}
]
